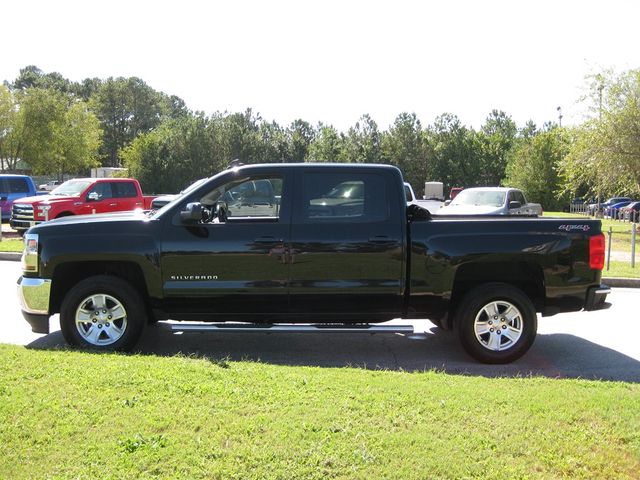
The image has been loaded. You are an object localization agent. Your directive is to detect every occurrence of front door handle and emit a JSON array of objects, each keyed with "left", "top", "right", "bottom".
[{"left": 254, "top": 236, "right": 283, "bottom": 244}]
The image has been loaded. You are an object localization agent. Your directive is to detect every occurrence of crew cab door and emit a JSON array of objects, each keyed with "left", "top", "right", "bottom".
[
  {"left": 159, "top": 170, "right": 292, "bottom": 316},
  {"left": 111, "top": 181, "right": 143, "bottom": 211},
  {"left": 507, "top": 190, "right": 530, "bottom": 215},
  {"left": 289, "top": 168, "right": 405, "bottom": 317}
]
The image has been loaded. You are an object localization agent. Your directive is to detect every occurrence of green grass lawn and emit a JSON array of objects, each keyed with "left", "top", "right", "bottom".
[
  {"left": 605, "top": 261, "right": 640, "bottom": 278},
  {"left": 0, "top": 237, "right": 22, "bottom": 252},
  {"left": 0, "top": 345, "right": 638, "bottom": 479}
]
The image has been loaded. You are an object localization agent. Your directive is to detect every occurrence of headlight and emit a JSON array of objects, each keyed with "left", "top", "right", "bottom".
[
  {"left": 36, "top": 205, "right": 51, "bottom": 219},
  {"left": 21, "top": 233, "right": 39, "bottom": 273}
]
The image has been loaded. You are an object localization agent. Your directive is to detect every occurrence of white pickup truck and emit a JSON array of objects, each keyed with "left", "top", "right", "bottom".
[
  {"left": 436, "top": 187, "right": 542, "bottom": 216},
  {"left": 404, "top": 182, "right": 444, "bottom": 213}
]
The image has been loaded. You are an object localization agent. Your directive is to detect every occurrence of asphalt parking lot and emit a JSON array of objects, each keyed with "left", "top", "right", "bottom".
[{"left": 1, "top": 260, "right": 638, "bottom": 382}]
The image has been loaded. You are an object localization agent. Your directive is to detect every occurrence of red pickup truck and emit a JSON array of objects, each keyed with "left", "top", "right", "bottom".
[{"left": 10, "top": 178, "right": 154, "bottom": 233}]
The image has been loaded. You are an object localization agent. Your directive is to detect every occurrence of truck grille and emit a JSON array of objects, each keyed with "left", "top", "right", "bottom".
[{"left": 12, "top": 203, "right": 35, "bottom": 221}]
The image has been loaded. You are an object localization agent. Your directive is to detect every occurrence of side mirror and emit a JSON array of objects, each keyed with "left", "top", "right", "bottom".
[
  {"left": 180, "top": 202, "right": 205, "bottom": 223},
  {"left": 213, "top": 201, "right": 228, "bottom": 222},
  {"left": 444, "top": 199, "right": 451, "bottom": 206},
  {"left": 87, "top": 192, "right": 101, "bottom": 202},
  {"left": 508, "top": 201, "right": 522, "bottom": 210}
]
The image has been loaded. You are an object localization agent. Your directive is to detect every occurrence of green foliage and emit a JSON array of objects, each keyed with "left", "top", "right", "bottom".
[
  {"left": 381, "top": 112, "right": 428, "bottom": 190},
  {"left": 504, "top": 126, "right": 570, "bottom": 211},
  {"left": 11, "top": 65, "right": 73, "bottom": 93},
  {"left": 287, "top": 119, "right": 316, "bottom": 162},
  {"left": 121, "top": 114, "right": 215, "bottom": 194},
  {"left": 559, "top": 69, "right": 640, "bottom": 198},
  {"left": 307, "top": 124, "right": 344, "bottom": 162},
  {"left": 427, "top": 113, "right": 480, "bottom": 191},
  {"left": 19, "top": 88, "right": 101, "bottom": 176},
  {"left": 91, "top": 77, "right": 176, "bottom": 167},
  {"left": 478, "top": 110, "right": 517, "bottom": 185},
  {"left": 341, "top": 114, "right": 382, "bottom": 164},
  {"left": 5, "top": 64, "right": 640, "bottom": 204},
  {"left": 0, "top": 85, "right": 20, "bottom": 171}
]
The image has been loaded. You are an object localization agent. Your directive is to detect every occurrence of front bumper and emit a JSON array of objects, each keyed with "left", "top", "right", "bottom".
[
  {"left": 17, "top": 276, "right": 51, "bottom": 334},
  {"left": 10, "top": 219, "right": 39, "bottom": 231},
  {"left": 585, "top": 284, "right": 611, "bottom": 311}
]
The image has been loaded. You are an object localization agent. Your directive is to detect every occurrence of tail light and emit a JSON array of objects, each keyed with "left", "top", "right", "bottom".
[{"left": 589, "top": 233, "right": 605, "bottom": 270}]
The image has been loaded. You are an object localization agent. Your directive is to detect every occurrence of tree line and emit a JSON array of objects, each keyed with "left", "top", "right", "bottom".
[{"left": 1, "top": 65, "right": 639, "bottom": 209}]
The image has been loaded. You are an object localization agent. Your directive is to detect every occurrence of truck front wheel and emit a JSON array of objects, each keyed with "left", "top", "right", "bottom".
[
  {"left": 60, "top": 275, "right": 146, "bottom": 351},
  {"left": 455, "top": 283, "right": 537, "bottom": 364}
]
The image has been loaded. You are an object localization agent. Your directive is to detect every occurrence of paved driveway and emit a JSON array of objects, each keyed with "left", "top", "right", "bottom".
[{"left": 2, "top": 260, "right": 639, "bottom": 382}]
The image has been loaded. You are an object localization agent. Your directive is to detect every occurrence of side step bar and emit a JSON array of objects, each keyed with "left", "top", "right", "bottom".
[{"left": 170, "top": 323, "right": 415, "bottom": 334}]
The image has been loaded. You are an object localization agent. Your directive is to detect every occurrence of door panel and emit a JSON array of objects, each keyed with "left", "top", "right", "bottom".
[
  {"left": 289, "top": 170, "right": 405, "bottom": 317},
  {"left": 160, "top": 172, "right": 291, "bottom": 317}
]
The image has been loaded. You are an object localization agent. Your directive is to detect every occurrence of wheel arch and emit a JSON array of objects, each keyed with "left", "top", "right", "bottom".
[
  {"left": 445, "top": 261, "right": 544, "bottom": 329},
  {"left": 50, "top": 261, "right": 152, "bottom": 320},
  {"left": 55, "top": 211, "right": 75, "bottom": 218}
]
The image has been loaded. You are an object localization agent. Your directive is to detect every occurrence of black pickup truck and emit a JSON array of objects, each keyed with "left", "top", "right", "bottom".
[{"left": 17, "top": 163, "right": 610, "bottom": 363}]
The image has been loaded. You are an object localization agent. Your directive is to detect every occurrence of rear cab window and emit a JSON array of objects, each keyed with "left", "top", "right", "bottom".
[{"left": 298, "top": 171, "right": 389, "bottom": 223}]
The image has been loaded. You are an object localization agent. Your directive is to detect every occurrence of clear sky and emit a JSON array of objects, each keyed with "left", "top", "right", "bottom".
[{"left": 2, "top": 0, "right": 638, "bottom": 131}]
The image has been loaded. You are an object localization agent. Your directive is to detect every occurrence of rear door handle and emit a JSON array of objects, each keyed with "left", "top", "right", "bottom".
[
  {"left": 254, "top": 236, "right": 283, "bottom": 244},
  {"left": 368, "top": 236, "right": 395, "bottom": 244}
]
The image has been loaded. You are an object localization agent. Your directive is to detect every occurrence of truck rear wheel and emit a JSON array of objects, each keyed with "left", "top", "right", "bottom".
[
  {"left": 60, "top": 275, "right": 146, "bottom": 352},
  {"left": 455, "top": 283, "right": 537, "bottom": 364}
]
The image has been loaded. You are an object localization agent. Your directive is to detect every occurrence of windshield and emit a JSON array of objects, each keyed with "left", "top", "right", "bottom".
[
  {"left": 50, "top": 180, "right": 92, "bottom": 197},
  {"left": 450, "top": 189, "right": 506, "bottom": 207}
]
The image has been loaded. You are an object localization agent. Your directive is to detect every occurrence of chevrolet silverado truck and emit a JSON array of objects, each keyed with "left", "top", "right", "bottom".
[
  {"left": 10, "top": 177, "right": 155, "bottom": 233},
  {"left": 17, "top": 163, "right": 609, "bottom": 363}
]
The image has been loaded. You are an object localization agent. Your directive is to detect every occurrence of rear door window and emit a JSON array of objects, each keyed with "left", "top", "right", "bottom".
[
  {"left": 112, "top": 182, "right": 138, "bottom": 198},
  {"left": 300, "top": 172, "right": 388, "bottom": 223}
]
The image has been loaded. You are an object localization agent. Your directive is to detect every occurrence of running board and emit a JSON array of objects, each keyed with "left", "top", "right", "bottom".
[{"left": 170, "top": 323, "right": 414, "bottom": 334}]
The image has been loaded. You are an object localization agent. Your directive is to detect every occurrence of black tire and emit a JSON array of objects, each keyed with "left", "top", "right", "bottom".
[
  {"left": 455, "top": 283, "right": 537, "bottom": 364},
  {"left": 60, "top": 275, "right": 146, "bottom": 352}
]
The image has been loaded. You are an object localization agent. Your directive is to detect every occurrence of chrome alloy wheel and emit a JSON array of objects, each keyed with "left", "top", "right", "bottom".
[
  {"left": 473, "top": 300, "right": 523, "bottom": 352},
  {"left": 75, "top": 294, "right": 128, "bottom": 346}
]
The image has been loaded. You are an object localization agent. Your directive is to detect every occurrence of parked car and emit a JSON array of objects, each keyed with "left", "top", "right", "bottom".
[
  {"left": 588, "top": 197, "right": 631, "bottom": 216},
  {"left": 0, "top": 175, "right": 44, "bottom": 222},
  {"left": 604, "top": 200, "right": 633, "bottom": 219},
  {"left": 151, "top": 178, "right": 210, "bottom": 210},
  {"left": 436, "top": 187, "right": 542, "bottom": 216},
  {"left": 38, "top": 180, "right": 61, "bottom": 192},
  {"left": 619, "top": 201, "right": 640, "bottom": 222},
  {"left": 449, "top": 187, "right": 464, "bottom": 200},
  {"left": 10, "top": 178, "right": 155, "bottom": 233},
  {"left": 17, "top": 163, "right": 609, "bottom": 364},
  {"left": 404, "top": 182, "right": 443, "bottom": 212}
]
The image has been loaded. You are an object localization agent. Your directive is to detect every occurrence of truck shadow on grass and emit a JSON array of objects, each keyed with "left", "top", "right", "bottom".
[{"left": 27, "top": 324, "right": 640, "bottom": 383}]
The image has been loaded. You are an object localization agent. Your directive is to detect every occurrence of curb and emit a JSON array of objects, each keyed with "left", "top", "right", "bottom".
[
  {"left": 0, "top": 251, "right": 21, "bottom": 262},
  {"left": 602, "top": 277, "right": 640, "bottom": 288},
  {"left": 1, "top": 250, "right": 638, "bottom": 287}
]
